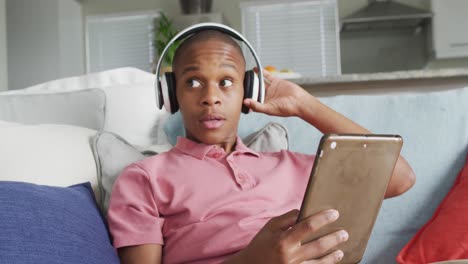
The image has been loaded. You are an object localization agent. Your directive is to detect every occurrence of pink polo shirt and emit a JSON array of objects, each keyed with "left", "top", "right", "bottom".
[{"left": 107, "top": 136, "right": 314, "bottom": 264}]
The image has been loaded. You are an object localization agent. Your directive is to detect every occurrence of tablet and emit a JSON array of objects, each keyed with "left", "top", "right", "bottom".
[{"left": 297, "top": 134, "right": 403, "bottom": 264}]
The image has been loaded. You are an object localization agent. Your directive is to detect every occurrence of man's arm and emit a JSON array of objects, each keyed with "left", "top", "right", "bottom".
[
  {"left": 118, "top": 244, "right": 162, "bottom": 264},
  {"left": 245, "top": 70, "right": 416, "bottom": 198}
]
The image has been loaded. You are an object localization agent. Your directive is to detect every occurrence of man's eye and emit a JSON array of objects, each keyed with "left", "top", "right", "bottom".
[
  {"left": 220, "top": 79, "right": 233, "bottom": 87},
  {"left": 188, "top": 79, "right": 201, "bottom": 88}
]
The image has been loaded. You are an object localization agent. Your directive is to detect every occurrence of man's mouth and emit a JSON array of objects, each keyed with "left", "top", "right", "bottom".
[{"left": 200, "top": 114, "right": 225, "bottom": 130}]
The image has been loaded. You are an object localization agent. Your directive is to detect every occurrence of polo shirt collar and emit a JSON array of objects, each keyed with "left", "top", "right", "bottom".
[{"left": 175, "top": 136, "right": 260, "bottom": 160}]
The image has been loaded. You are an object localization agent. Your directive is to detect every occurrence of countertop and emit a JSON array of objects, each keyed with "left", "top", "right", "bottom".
[{"left": 290, "top": 68, "right": 468, "bottom": 86}]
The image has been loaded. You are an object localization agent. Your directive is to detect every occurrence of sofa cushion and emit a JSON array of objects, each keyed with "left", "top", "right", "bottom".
[
  {"left": 354, "top": 87, "right": 468, "bottom": 263},
  {"left": 0, "top": 122, "right": 99, "bottom": 198},
  {"left": 242, "top": 122, "right": 289, "bottom": 152},
  {"left": 0, "top": 181, "right": 119, "bottom": 264},
  {"left": 0, "top": 120, "right": 21, "bottom": 128},
  {"left": 8, "top": 67, "right": 169, "bottom": 147},
  {"left": 99, "top": 83, "right": 170, "bottom": 147},
  {"left": 164, "top": 86, "right": 468, "bottom": 263},
  {"left": 92, "top": 122, "right": 289, "bottom": 214},
  {"left": 92, "top": 131, "right": 157, "bottom": 214},
  {"left": 22, "top": 67, "right": 155, "bottom": 92},
  {"left": 396, "top": 152, "right": 468, "bottom": 263},
  {"left": 0, "top": 88, "right": 106, "bottom": 130},
  {"left": 431, "top": 261, "right": 468, "bottom": 264}
]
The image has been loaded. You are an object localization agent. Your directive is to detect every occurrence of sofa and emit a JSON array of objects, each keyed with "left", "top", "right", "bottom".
[{"left": 0, "top": 67, "right": 467, "bottom": 263}]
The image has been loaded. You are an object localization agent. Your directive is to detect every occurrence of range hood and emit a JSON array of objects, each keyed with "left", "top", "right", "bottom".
[{"left": 341, "top": 0, "right": 433, "bottom": 31}]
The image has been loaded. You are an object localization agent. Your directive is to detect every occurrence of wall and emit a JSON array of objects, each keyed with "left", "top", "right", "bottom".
[
  {"left": 83, "top": 0, "right": 242, "bottom": 30},
  {"left": 81, "top": 0, "right": 468, "bottom": 73},
  {"left": 0, "top": 0, "right": 7, "bottom": 91},
  {"left": 83, "top": 0, "right": 163, "bottom": 15},
  {"left": 58, "top": 0, "right": 85, "bottom": 78},
  {"left": 7, "top": 0, "right": 58, "bottom": 90},
  {"left": 83, "top": 0, "right": 429, "bottom": 31},
  {"left": 6, "top": 0, "right": 84, "bottom": 90}
]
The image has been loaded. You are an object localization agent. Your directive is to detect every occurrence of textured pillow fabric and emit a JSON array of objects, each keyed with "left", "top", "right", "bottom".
[
  {"left": 396, "top": 152, "right": 468, "bottom": 264},
  {"left": 0, "top": 181, "right": 119, "bottom": 264},
  {"left": 431, "top": 259, "right": 468, "bottom": 264},
  {"left": 0, "top": 123, "right": 100, "bottom": 197},
  {"left": 92, "top": 122, "right": 289, "bottom": 214},
  {"left": 243, "top": 122, "right": 289, "bottom": 152},
  {"left": 0, "top": 88, "right": 106, "bottom": 130},
  {"left": 431, "top": 261, "right": 468, "bottom": 264},
  {"left": 92, "top": 132, "right": 159, "bottom": 214}
]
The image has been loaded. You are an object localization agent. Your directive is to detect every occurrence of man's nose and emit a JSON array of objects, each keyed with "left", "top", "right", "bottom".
[{"left": 201, "top": 83, "right": 221, "bottom": 106}]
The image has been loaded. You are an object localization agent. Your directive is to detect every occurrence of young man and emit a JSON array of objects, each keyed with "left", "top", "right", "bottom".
[{"left": 107, "top": 30, "right": 415, "bottom": 264}]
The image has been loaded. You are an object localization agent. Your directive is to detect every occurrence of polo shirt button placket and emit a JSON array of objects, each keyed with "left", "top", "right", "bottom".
[
  {"left": 213, "top": 152, "right": 223, "bottom": 159},
  {"left": 237, "top": 173, "right": 249, "bottom": 187}
]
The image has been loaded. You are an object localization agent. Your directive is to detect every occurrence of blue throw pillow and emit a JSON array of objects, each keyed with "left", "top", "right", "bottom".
[{"left": 0, "top": 181, "right": 119, "bottom": 264}]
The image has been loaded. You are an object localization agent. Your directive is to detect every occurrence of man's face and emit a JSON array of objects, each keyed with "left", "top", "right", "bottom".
[{"left": 174, "top": 38, "right": 246, "bottom": 145}]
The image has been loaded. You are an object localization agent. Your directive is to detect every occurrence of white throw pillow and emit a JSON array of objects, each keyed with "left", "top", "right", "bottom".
[
  {"left": 101, "top": 83, "right": 170, "bottom": 147},
  {"left": 0, "top": 120, "right": 21, "bottom": 128},
  {"left": 23, "top": 67, "right": 156, "bottom": 92},
  {"left": 0, "top": 89, "right": 106, "bottom": 130},
  {"left": 2, "top": 67, "right": 169, "bottom": 146},
  {"left": 0, "top": 123, "right": 100, "bottom": 202}
]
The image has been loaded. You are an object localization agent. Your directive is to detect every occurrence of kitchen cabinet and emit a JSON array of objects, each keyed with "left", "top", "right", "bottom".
[{"left": 432, "top": 0, "right": 468, "bottom": 58}]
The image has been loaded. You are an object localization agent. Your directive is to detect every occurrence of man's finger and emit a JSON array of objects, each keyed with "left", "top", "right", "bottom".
[
  {"left": 265, "top": 209, "right": 299, "bottom": 231},
  {"left": 243, "top": 99, "right": 268, "bottom": 113},
  {"left": 299, "top": 230, "right": 348, "bottom": 262},
  {"left": 302, "top": 250, "right": 344, "bottom": 264},
  {"left": 262, "top": 70, "right": 274, "bottom": 85},
  {"left": 287, "top": 209, "right": 339, "bottom": 243}
]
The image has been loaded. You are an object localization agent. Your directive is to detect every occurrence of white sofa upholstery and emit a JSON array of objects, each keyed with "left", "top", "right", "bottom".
[{"left": 1, "top": 67, "right": 467, "bottom": 263}]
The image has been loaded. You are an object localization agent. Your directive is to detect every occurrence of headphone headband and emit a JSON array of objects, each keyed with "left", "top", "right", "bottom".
[{"left": 155, "top": 22, "right": 265, "bottom": 104}]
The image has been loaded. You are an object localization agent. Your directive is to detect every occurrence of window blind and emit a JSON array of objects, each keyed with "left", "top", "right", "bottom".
[
  {"left": 86, "top": 11, "right": 159, "bottom": 73},
  {"left": 241, "top": 0, "right": 340, "bottom": 77}
]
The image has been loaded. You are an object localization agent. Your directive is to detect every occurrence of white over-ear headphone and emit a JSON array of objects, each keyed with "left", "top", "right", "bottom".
[{"left": 154, "top": 22, "right": 265, "bottom": 114}]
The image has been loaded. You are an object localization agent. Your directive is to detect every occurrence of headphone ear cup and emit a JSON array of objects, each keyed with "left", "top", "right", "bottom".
[
  {"left": 242, "top": 70, "right": 255, "bottom": 114},
  {"left": 161, "top": 72, "right": 178, "bottom": 113},
  {"left": 164, "top": 72, "right": 178, "bottom": 113},
  {"left": 156, "top": 79, "right": 164, "bottom": 110}
]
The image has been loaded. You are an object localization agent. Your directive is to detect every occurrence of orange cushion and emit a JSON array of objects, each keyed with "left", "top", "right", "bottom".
[{"left": 397, "top": 153, "right": 468, "bottom": 263}]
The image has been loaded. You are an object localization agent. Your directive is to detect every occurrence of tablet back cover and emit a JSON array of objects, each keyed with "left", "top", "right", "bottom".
[{"left": 298, "top": 134, "right": 403, "bottom": 263}]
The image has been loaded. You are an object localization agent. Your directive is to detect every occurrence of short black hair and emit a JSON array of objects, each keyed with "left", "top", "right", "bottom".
[{"left": 172, "top": 29, "right": 246, "bottom": 72}]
